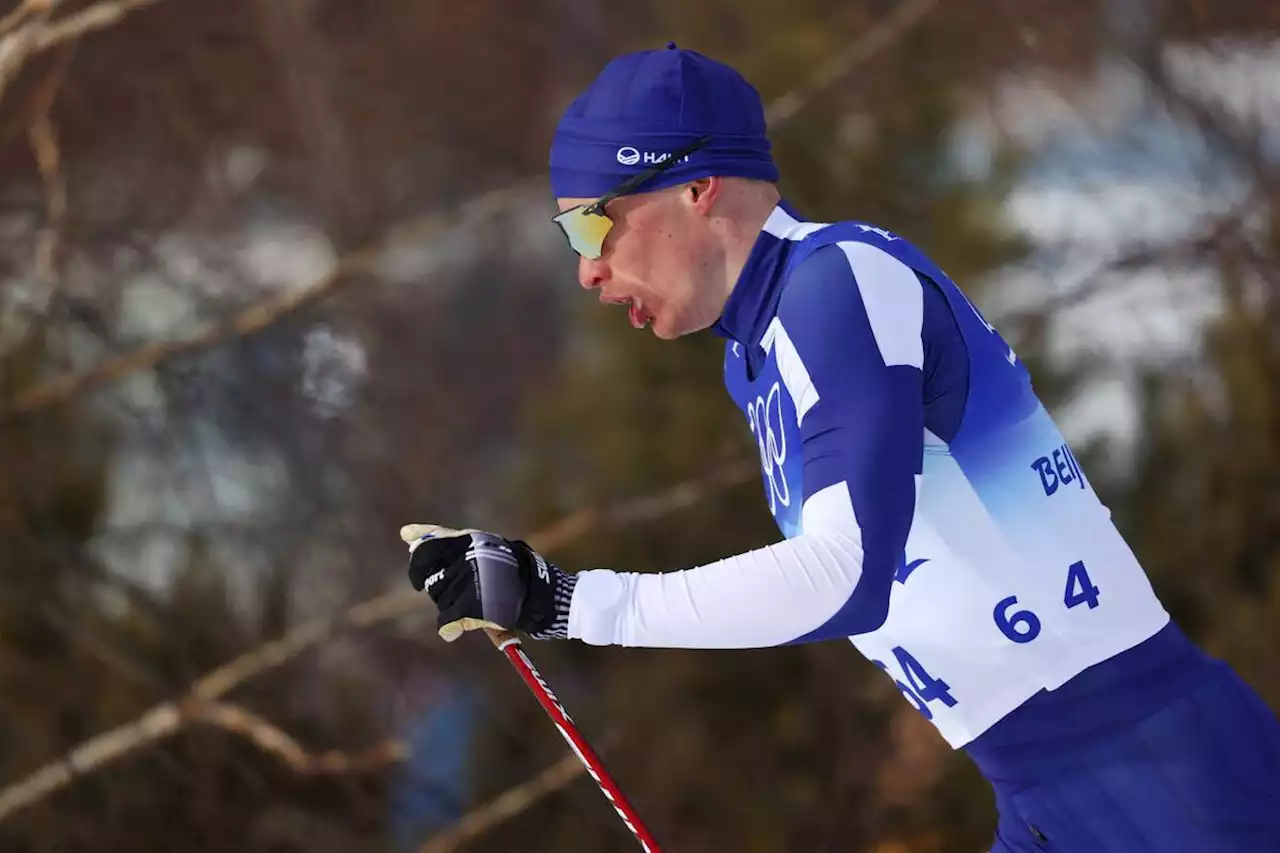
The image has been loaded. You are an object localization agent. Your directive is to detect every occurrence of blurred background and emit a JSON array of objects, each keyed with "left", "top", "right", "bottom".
[{"left": 0, "top": 1, "right": 1277, "bottom": 851}]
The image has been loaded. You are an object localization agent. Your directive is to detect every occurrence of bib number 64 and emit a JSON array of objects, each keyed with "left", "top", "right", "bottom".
[
  {"left": 994, "top": 560, "right": 1101, "bottom": 644},
  {"left": 876, "top": 561, "right": 1103, "bottom": 721}
]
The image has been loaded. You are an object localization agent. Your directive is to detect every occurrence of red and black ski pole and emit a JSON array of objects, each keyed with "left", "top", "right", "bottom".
[{"left": 483, "top": 628, "right": 661, "bottom": 852}]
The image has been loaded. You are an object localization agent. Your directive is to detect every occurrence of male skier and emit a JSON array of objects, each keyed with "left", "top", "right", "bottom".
[{"left": 401, "top": 45, "right": 1280, "bottom": 851}]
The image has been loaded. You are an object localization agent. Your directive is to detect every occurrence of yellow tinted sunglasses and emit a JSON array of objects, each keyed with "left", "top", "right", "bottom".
[{"left": 552, "top": 135, "right": 711, "bottom": 259}]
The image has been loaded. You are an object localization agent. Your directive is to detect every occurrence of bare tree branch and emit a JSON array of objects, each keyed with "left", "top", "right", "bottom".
[
  {"left": 0, "top": 0, "right": 52, "bottom": 40},
  {"left": 185, "top": 700, "right": 408, "bottom": 775},
  {"left": 0, "top": 458, "right": 756, "bottom": 821},
  {"left": 0, "top": 181, "right": 536, "bottom": 421},
  {"left": 1132, "top": 34, "right": 1278, "bottom": 196},
  {"left": 0, "top": 0, "right": 939, "bottom": 420},
  {"left": 27, "top": 42, "right": 71, "bottom": 290},
  {"left": 416, "top": 743, "right": 610, "bottom": 853},
  {"left": 251, "top": 0, "right": 363, "bottom": 239},
  {"left": 764, "top": 0, "right": 938, "bottom": 126},
  {"left": 0, "top": 37, "right": 70, "bottom": 360},
  {"left": 0, "top": 698, "right": 404, "bottom": 820},
  {"left": 0, "top": 0, "right": 161, "bottom": 104},
  {"left": 0, "top": 702, "right": 182, "bottom": 820},
  {"left": 36, "top": 600, "right": 163, "bottom": 691}
]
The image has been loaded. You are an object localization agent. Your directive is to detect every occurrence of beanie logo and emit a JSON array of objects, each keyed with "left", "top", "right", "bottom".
[{"left": 616, "top": 145, "right": 695, "bottom": 168}]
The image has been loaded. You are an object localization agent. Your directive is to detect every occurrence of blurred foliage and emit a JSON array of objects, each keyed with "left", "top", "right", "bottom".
[{"left": 0, "top": 1, "right": 1278, "bottom": 852}]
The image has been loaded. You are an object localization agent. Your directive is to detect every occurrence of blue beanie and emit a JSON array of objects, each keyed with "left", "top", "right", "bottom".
[{"left": 549, "top": 43, "right": 779, "bottom": 199}]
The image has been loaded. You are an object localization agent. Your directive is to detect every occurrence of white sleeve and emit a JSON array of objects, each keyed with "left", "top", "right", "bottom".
[{"left": 566, "top": 483, "right": 872, "bottom": 649}]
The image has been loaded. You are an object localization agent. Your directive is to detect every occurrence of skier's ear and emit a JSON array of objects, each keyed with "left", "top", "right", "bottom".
[{"left": 686, "top": 177, "right": 720, "bottom": 213}]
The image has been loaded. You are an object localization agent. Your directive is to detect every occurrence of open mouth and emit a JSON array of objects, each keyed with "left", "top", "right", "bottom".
[
  {"left": 626, "top": 299, "right": 652, "bottom": 330},
  {"left": 602, "top": 294, "right": 653, "bottom": 330}
]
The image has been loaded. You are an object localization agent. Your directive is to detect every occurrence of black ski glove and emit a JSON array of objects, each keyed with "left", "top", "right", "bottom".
[{"left": 400, "top": 524, "right": 577, "bottom": 642}]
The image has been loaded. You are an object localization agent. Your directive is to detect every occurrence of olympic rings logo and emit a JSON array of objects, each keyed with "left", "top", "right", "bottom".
[{"left": 747, "top": 381, "right": 790, "bottom": 514}]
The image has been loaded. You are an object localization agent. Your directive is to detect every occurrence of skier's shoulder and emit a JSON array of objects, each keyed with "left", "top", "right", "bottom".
[
  {"left": 776, "top": 218, "right": 932, "bottom": 349},
  {"left": 786, "top": 217, "right": 936, "bottom": 279}
]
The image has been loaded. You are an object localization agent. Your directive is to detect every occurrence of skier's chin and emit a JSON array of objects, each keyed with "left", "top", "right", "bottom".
[
  {"left": 648, "top": 309, "right": 680, "bottom": 340},
  {"left": 651, "top": 303, "right": 714, "bottom": 340}
]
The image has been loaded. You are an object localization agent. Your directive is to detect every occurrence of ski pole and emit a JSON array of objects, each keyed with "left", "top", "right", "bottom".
[{"left": 483, "top": 628, "right": 661, "bottom": 853}]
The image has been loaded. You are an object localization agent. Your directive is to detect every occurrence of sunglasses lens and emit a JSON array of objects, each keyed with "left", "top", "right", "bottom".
[{"left": 552, "top": 206, "right": 613, "bottom": 259}]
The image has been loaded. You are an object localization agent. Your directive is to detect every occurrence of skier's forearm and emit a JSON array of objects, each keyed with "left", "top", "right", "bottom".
[{"left": 566, "top": 483, "right": 899, "bottom": 648}]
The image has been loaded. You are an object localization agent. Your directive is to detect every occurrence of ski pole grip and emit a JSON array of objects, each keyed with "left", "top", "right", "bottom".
[{"left": 484, "top": 627, "right": 520, "bottom": 649}]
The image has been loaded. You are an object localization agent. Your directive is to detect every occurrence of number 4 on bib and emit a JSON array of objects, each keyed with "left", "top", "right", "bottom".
[
  {"left": 1064, "top": 560, "right": 1101, "bottom": 610},
  {"left": 873, "top": 647, "right": 957, "bottom": 721},
  {"left": 895, "top": 647, "right": 957, "bottom": 708}
]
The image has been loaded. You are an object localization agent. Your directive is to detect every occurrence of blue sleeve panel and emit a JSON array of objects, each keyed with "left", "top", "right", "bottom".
[
  {"left": 777, "top": 245, "right": 968, "bottom": 641},
  {"left": 920, "top": 272, "right": 970, "bottom": 446}
]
